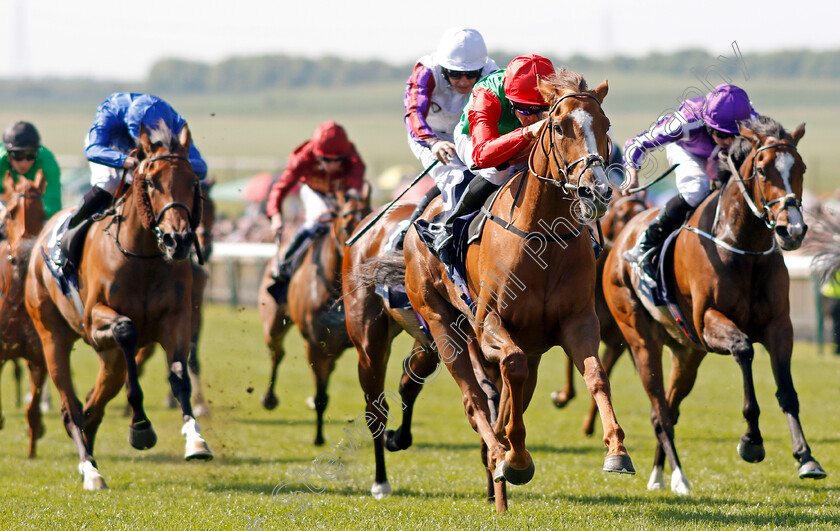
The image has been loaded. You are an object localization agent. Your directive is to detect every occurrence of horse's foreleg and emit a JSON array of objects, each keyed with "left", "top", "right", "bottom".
[
  {"left": 563, "top": 312, "right": 634, "bottom": 475},
  {"left": 582, "top": 341, "right": 624, "bottom": 437},
  {"left": 189, "top": 263, "right": 210, "bottom": 416},
  {"left": 260, "top": 305, "right": 289, "bottom": 411},
  {"left": 703, "top": 309, "right": 765, "bottom": 464},
  {"left": 306, "top": 342, "right": 336, "bottom": 447},
  {"left": 25, "top": 355, "right": 48, "bottom": 458},
  {"left": 763, "top": 320, "right": 826, "bottom": 479},
  {"left": 89, "top": 305, "right": 157, "bottom": 452}
]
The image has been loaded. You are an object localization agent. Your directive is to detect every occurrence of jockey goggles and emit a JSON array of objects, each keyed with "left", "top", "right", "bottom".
[
  {"left": 317, "top": 155, "right": 345, "bottom": 163},
  {"left": 443, "top": 68, "right": 483, "bottom": 80},
  {"left": 9, "top": 150, "right": 36, "bottom": 161},
  {"left": 709, "top": 127, "right": 735, "bottom": 140},
  {"left": 511, "top": 102, "right": 549, "bottom": 116}
]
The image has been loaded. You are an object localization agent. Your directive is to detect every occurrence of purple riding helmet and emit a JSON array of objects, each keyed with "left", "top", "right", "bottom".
[{"left": 702, "top": 84, "right": 753, "bottom": 134}]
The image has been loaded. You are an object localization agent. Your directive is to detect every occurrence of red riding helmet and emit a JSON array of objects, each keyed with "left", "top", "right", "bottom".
[
  {"left": 312, "top": 121, "right": 351, "bottom": 158},
  {"left": 503, "top": 55, "right": 555, "bottom": 106}
]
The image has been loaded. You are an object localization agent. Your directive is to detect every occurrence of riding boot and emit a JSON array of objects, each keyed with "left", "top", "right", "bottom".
[
  {"left": 396, "top": 186, "right": 441, "bottom": 250},
  {"left": 271, "top": 227, "right": 314, "bottom": 282},
  {"left": 58, "top": 186, "right": 113, "bottom": 275},
  {"left": 623, "top": 194, "right": 692, "bottom": 279},
  {"left": 433, "top": 176, "right": 499, "bottom": 263}
]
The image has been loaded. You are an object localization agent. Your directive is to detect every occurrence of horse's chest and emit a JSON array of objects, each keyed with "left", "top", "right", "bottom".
[{"left": 104, "top": 271, "right": 189, "bottom": 319}]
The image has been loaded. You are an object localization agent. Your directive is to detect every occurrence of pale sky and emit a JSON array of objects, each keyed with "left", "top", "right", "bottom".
[{"left": 3, "top": 0, "right": 838, "bottom": 80}]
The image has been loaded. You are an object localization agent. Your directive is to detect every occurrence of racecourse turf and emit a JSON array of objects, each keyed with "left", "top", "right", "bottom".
[{"left": 0, "top": 303, "right": 837, "bottom": 530}]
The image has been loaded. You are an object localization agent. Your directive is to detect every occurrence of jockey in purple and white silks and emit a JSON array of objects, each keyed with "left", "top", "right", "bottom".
[
  {"left": 622, "top": 84, "right": 758, "bottom": 280},
  {"left": 400, "top": 27, "right": 498, "bottom": 239}
]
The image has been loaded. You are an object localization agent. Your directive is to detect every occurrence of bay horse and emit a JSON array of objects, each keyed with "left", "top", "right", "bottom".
[
  {"left": 551, "top": 195, "right": 647, "bottom": 436},
  {"left": 0, "top": 170, "right": 48, "bottom": 457},
  {"left": 258, "top": 185, "right": 371, "bottom": 445},
  {"left": 603, "top": 115, "right": 825, "bottom": 495},
  {"left": 25, "top": 123, "right": 213, "bottom": 491},
  {"left": 132, "top": 178, "right": 216, "bottom": 417},
  {"left": 397, "top": 70, "right": 634, "bottom": 512},
  {"left": 341, "top": 202, "right": 441, "bottom": 499}
]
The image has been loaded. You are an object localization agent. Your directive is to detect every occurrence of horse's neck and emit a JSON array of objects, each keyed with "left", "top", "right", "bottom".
[
  {"left": 311, "top": 230, "right": 342, "bottom": 287},
  {"left": 713, "top": 178, "right": 774, "bottom": 253},
  {"left": 118, "top": 199, "right": 161, "bottom": 255},
  {"left": 512, "top": 172, "right": 575, "bottom": 229}
]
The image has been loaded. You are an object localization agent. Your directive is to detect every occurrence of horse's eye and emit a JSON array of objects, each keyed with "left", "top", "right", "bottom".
[{"left": 553, "top": 124, "right": 563, "bottom": 136}]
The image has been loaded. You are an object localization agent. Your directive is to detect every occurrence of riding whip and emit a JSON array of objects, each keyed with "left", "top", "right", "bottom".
[
  {"left": 346, "top": 160, "right": 439, "bottom": 246},
  {"left": 626, "top": 163, "right": 679, "bottom": 194}
]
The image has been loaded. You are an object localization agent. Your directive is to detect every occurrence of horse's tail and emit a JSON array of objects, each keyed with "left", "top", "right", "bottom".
[
  {"left": 351, "top": 251, "right": 407, "bottom": 290},
  {"left": 803, "top": 209, "right": 840, "bottom": 285}
]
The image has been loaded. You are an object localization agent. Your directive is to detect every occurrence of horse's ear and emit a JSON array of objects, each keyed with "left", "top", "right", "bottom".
[
  {"left": 594, "top": 80, "right": 608, "bottom": 103},
  {"left": 34, "top": 170, "right": 46, "bottom": 193},
  {"left": 361, "top": 181, "right": 371, "bottom": 205},
  {"left": 791, "top": 123, "right": 806, "bottom": 146},
  {"left": 138, "top": 122, "right": 153, "bottom": 154},
  {"left": 179, "top": 123, "right": 193, "bottom": 153},
  {"left": 3, "top": 171, "right": 14, "bottom": 194},
  {"left": 537, "top": 76, "right": 556, "bottom": 105},
  {"left": 738, "top": 124, "right": 761, "bottom": 147}
]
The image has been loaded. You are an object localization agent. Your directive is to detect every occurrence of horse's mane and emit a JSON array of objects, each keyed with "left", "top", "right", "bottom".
[
  {"left": 146, "top": 119, "right": 178, "bottom": 152},
  {"left": 131, "top": 163, "right": 157, "bottom": 231},
  {"left": 802, "top": 209, "right": 840, "bottom": 285},
  {"left": 718, "top": 115, "right": 787, "bottom": 180},
  {"left": 543, "top": 67, "right": 588, "bottom": 95}
]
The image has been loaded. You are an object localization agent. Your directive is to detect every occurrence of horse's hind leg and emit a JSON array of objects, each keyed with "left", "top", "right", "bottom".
[
  {"left": 763, "top": 319, "right": 826, "bottom": 479},
  {"left": 384, "top": 341, "right": 438, "bottom": 452},
  {"left": 550, "top": 358, "right": 576, "bottom": 409},
  {"left": 260, "top": 301, "right": 289, "bottom": 410}
]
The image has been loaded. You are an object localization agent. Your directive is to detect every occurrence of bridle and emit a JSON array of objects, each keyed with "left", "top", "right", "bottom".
[
  {"left": 530, "top": 92, "right": 611, "bottom": 196},
  {"left": 725, "top": 141, "right": 802, "bottom": 229}
]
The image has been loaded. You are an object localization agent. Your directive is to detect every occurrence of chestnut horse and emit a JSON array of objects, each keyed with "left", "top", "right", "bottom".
[
  {"left": 603, "top": 116, "right": 825, "bottom": 495},
  {"left": 341, "top": 202, "right": 440, "bottom": 499},
  {"left": 0, "top": 171, "right": 48, "bottom": 457},
  {"left": 25, "top": 123, "right": 213, "bottom": 491},
  {"left": 258, "top": 185, "right": 371, "bottom": 445},
  {"left": 551, "top": 195, "right": 647, "bottom": 436},
  {"left": 132, "top": 178, "right": 216, "bottom": 417},
  {"left": 398, "top": 70, "right": 634, "bottom": 512}
]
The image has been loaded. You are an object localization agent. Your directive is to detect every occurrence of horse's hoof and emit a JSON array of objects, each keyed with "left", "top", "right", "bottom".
[
  {"left": 670, "top": 467, "right": 691, "bottom": 495},
  {"left": 261, "top": 393, "right": 279, "bottom": 410},
  {"left": 603, "top": 454, "right": 635, "bottom": 474},
  {"left": 305, "top": 396, "right": 316, "bottom": 410},
  {"left": 371, "top": 481, "right": 391, "bottom": 500},
  {"left": 550, "top": 390, "right": 573, "bottom": 409},
  {"left": 79, "top": 461, "right": 108, "bottom": 491},
  {"left": 736, "top": 435, "right": 765, "bottom": 463},
  {"left": 798, "top": 458, "right": 827, "bottom": 480},
  {"left": 0, "top": 416, "right": 5, "bottom": 430},
  {"left": 384, "top": 428, "right": 412, "bottom": 452},
  {"left": 313, "top": 435, "right": 325, "bottom": 446},
  {"left": 128, "top": 422, "right": 157, "bottom": 450},
  {"left": 647, "top": 465, "right": 666, "bottom": 490},
  {"left": 185, "top": 436, "right": 214, "bottom": 461},
  {"left": 193, "top": 403, "right": 211, "bottom": 418},
  {"left": 493, "top": 459, "right": 535, "bottom": 485}
]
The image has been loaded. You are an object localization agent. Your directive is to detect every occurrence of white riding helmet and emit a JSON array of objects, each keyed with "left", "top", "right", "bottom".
[{"left": 434, "top": 27, "right": 489, "bottom": 72}]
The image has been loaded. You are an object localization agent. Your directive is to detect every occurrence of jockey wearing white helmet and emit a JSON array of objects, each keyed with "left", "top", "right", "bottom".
[{"left": 401, "top": 27, "right": 498, "bottom": 236}]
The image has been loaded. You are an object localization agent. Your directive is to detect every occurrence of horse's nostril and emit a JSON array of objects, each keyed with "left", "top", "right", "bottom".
[{"left": 162, "top": 233, "right": 176, "bottom": 248}]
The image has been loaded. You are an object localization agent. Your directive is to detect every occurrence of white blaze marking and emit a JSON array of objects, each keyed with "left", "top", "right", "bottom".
[
  {"left": 569, "top": 108, "right": 608, "bottom": 183},
  {"left": 775, "top": 152, "right": 794, "bottom": 193}
]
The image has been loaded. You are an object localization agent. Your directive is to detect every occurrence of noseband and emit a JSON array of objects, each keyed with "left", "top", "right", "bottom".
[
  {"left": 531, "top": 92, "right": 610, "bottom": 195},
  {"left": 138, "top": 154, "right": 199, "bottom": 230}
]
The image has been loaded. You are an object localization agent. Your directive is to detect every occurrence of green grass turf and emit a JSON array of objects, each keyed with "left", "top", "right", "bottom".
[{"left": 0, "top": 303, "right": 837, "bottom": 529}]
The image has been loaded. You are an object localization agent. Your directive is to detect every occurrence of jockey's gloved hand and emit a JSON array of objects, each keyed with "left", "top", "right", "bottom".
[{"left": 431, "top": 140, "right": 456, "bottom": 164}]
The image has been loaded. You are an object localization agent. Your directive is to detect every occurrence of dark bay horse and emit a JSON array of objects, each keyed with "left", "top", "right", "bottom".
[
  {"left": 341, "top": 202, "right": 440, "bottom": 499},
  {"left": 0, "top": 171, "right": 48, "bottom": 457},
  {"left": 25, "top": 123, "right": 213, "bottom": 490},
  {"left": 133, "top": 178, "right": 216, "bottom": 417},
  {"left": 258, "top": 186, "right": 370, "bottom": 445},
  {"left": 603, "top": 116, "right": 824, "bottom": 495},
  {"left": 551, "top": 196, "right": 647, "bottom": 436},
  {"left": 397, "top": 70, "right": 633, "bottom": 512}
]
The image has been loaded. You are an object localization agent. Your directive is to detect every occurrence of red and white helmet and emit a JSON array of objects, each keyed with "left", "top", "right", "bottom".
[
  {"left": 434, "top": 27, "right": 489, "bottom": 72},
  {"left": 503, "top": 55, "right": 555, "bottom": 106},
  {"left": 312, "top": 121, "right": 351, "bottom": 158}
]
